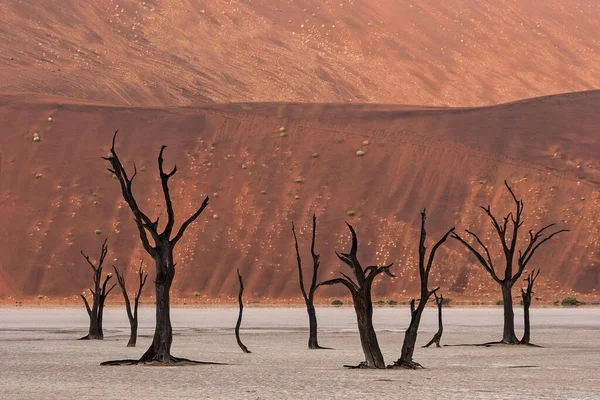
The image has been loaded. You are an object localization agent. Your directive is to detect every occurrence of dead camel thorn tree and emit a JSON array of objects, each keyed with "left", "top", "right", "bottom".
[
  {"left": 452, "top": 180, "right": 568, "bottom": 344},
  {"left": 389, "top": 210, "right": 454, "bottom": 369},
  {"left": 101, "top": 130, "right": 218, "bottom": 366},
  {"left": 80, "top": 238, "right": 116, "bottom": 340},
  {"left": 520, "top": 269, "right": 540, "bottom": 346},
  {"left": 113, "top": 260, "right": 148, "bottom": 347},
  {"left": 292, "top": 214, "right": 330, "bottom": 349},
  {"left": 423, "top": 293, "right": 444, "bottom": 348},
  {"left": 320, "top": 223, "right": 394, "bottom": 369},
  {"left": 235, "top": 268, "right": 251, "bottom": 353}
]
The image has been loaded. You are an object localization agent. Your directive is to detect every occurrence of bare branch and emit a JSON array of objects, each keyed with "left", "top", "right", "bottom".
[
  {"left": 464, "top": 229, "right": 498, "bottom": 279},
  {"left": 292, "top": 222, "right": 309, "bottom": 303},
  {"left": 514, "top": 228, "right": 569, "bottom": 284},
  {"left": 170, "top": 196, "right": 210, "bottom": 246},
  {"left": 426, "top": 227, "right": 455, "bottom": 275},
  {"left": 319, "top": 277, "right": 358, "bottom": 296},
  {"left": 481, "top": 205, "right": 509, "bottom": 251},
  {"left": 103, "top": 130, "right": 157, "bottom": 257},
  {"left": 339, "top": 271, "right": 360, "bottom": 291},
  {"left": 158, "top": 145, "right": 177, "bottom": 237},
  {"left": 452, "top": 232, "right": 502, "bottom": 284},
  {"left": 80, "top": 295, "right": 92, "bottom": 316},
  {"left": 309, "top": 214, "right": 321, "bottom": 299}
]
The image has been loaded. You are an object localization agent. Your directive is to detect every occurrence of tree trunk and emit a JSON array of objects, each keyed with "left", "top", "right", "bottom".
[
  {"left": 521, "top": 292, "right": 531, "bottom": 344},
  {"left": 87, "top": 303, "right": 103, "bottom": 339},
  {"left": 235, "top": 269, "right": 251, "bottom": 353},
  {"left": 501, "top": 283, "right": 519, "bottom": 344},
  {"left": 306, "top": 302, "right": 320, "bottom": 349},
  {"left": 85, "top": 290, "right": 103, "bottom": 339},
  {"left": 393, "top": 299, "right": 427, "bottom": 368},
  {"left": 127, "top": 320, "right": 138, "bottom": 347},
  {"left": 423, "top": 295, "right": 443, "bottom": 348},
  {"left": 140, "top": 251, "right": 174, "bottom": 362},
  {"left": 353, "top": 292, "right": 385, "bottom": 369}
]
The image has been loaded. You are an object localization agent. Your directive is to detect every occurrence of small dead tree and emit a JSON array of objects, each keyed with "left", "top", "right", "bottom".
[
  {"left": 520, "top": 269, "right": 540, "bottom": 345},
  {"left": 389, "top": 210, "right": 454, "bottom": 369},
  {"left": 423, "top": 293, "right": 444, "bottom": 348},
  {"left": 320, "top": 223, "right": 394, "bottom": 369},
  {"left": 235, "top": 268, "right": 251, "bottom": 353},
  {"left": 80, "top": 238, "right": 115, "bottom": 340},
  {"left": 292, "top": 214, "right": 328, "bottom": 349},
  {"left": 113, "top": 261, "right": 148, "bottom": 347},
  {"left": 102, "top": 130, "right": 211, "bottom": 365},
  {"left": 452, "top": 181, "right": 568, "bottom": 344}
]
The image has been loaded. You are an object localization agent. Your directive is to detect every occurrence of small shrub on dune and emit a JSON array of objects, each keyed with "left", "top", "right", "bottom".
[
  {"left": 331, "top": 299, "right": 343, "bottom": 307},
  {"left": 561, "top": 296, "right": 579, "bottom": 306}
]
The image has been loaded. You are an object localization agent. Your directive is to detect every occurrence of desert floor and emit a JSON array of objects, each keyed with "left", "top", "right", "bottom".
[{"left": 1, "top": 307, "right": 599, "bottom": 399}]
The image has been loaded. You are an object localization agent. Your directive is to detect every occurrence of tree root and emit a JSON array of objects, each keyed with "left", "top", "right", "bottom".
[
  {"left": 343, "top": 361, "right": 383, "bottom": 369},
  {"left": 79, "top": 334, "right": 103, "bottom": 340},
  {"left": 310, "top": 345, "right": 334, "bottom": 350},
  {"left": 387, "top": 359, "right": 424, "bottom": 370},
  {"left": 446, "top": 340, "right": 542, "bottom": 348},
  {"left": 101, "top": 356, "right": 227, "bottom": 366}
]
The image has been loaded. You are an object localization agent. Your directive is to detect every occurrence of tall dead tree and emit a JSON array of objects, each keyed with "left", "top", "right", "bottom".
[
  {"left": 389, "top": 210, "right": 454, "bottom": 369},
  {"left": 80, "top": 238, "right": 115, "bottom": 340},
  {"left": 423, "top": 293, "right": 444, "bottom": 348},
  {"left": 103, "top": 130, "right": 210, "bottom": 364},
  {"left": 292, "top": 215, "right": 328, "bottom": 349},
  {"left": 452, "top": 181, "right": 568, "bottom": 344},
  {"left": 113, "top": 261, "right": 148, "bottom": 347},
  {"left": 235, "top": 269, "right": 251, "bottom": 353},
  {"left": 520, "top": 269, "right": 539, "bottom": 345},
  {"left": 320, "top": 223, "right": 394, "bottom": 369}
]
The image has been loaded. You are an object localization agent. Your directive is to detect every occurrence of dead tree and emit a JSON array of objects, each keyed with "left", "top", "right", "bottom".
[
  {"left": 292, "top": 215, "right": 328, "bottom": 349},
  {"left": 389, "top": 210, "right": 454, "bottom": 369},
  {"left": 102, "top": 130, "right": 210, "bottom": 364},
  {"left": 452, "top": 181, "right": 568, "bottom": 344},
  {"left": 235, "top": 269, "right": 251, "bottom": 353},
  {"left": 113, "top": 261, "right": 148, "bottom": 347},
  {"left": 320, "top": 223, "right": 394, "bottom": 369},
  {"left": 520, "top": 269, "right": 540, "bottom": 345},
  {"left": 423, "top": 293, "right": 444, "bottom": 348},
  {"left": 80, "top": 238, "right": 115, "bottom": 340}
]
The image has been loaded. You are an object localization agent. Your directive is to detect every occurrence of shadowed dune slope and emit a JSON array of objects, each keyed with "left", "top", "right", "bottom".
[
  {"left": 1, "top": 0, "right": 599, "bottom": 106},
  {"left": 0, "top": 91, "right": 599, "bottom": 301}
]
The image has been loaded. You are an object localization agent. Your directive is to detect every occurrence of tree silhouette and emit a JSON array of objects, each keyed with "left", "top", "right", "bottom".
[
  {"left": 292, "top": 215, "right": 328, "bottom": 349},
  {"left": 320, "top": 223, "right": 394, "bottom": 369},
  {"left": 389, "top": 210, "right": 454, "bottom": 369},
  {"left": 520, "top": 269, "right": 540, "bottom": 345},
  {"left": 423, "top": 293, "right": 444, "bottom": 348},
  {"left": 80, "top": 238, "right": 115, "bottom": 340},
  {"left": 452, "top": 181, "right": 568, "bottom": 344},
  {"left": 235, "top": 268, "right": 251, "bottom": 353},
  {"left": 101, "top": 130, "right": 213, "bottom": 365},
  {"left": 113, "top": 260, "right": 148, "bottom": 347}
]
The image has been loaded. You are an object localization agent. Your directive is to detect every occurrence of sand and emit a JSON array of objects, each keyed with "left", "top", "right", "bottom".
[
  {"left": 2, "top": 1, "right": 600, "bottom": 106},
  {"left": 2, "top": 91, "right": 600, "bottom": 302},
  {"left": 1, "top": 307, "right": 599, "bottom": 399}
]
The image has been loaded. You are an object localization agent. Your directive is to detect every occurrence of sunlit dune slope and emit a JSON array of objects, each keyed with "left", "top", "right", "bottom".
[{"left": 0, "top": 91, "right": 599, "bottom": 301}]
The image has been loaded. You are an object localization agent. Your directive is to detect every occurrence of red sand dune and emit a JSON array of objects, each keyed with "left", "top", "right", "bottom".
[
  {"left": 1, "top": 0, "right": 599, "bottom": 303},
  {"left": 0, "top": 91, "right": 599, "bottom": 303},
  {"left": 1, "top": 0, "right": 599, "bottom": 107}
]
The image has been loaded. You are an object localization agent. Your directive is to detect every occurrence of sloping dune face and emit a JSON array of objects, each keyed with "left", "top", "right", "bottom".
[
  {"left": 1, "top": 0, "right": 599, "bottom": 106},
  {"left": 1, "top": 91, "right": 599, "bottom": 300}
]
